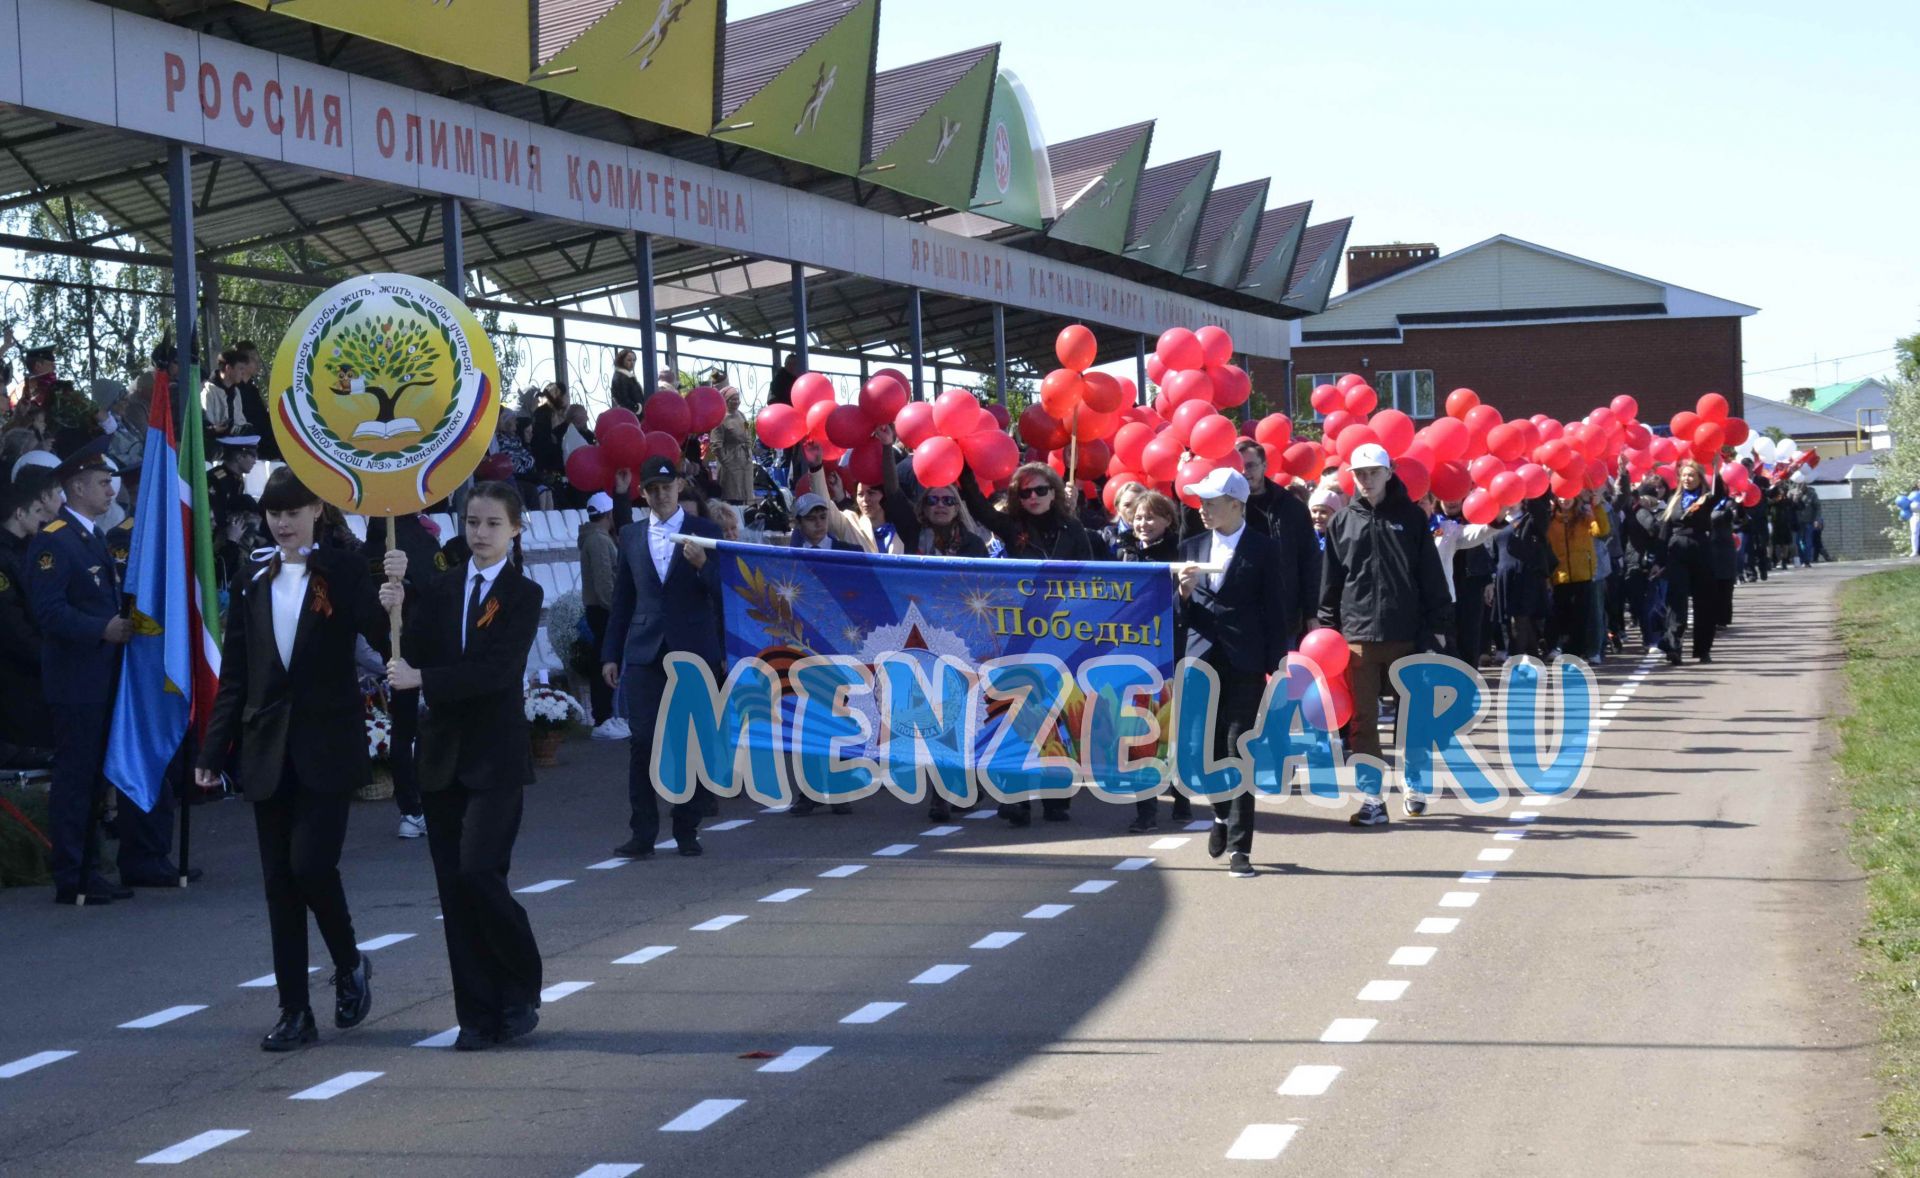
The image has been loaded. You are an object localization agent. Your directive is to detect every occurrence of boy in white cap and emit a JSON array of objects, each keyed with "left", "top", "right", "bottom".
[
  {"left": 579, "top": 491, "right": 628, "bottom": 740},
  {"left": 1175, "top": 467, "right": 1296, "bottom": 878}
]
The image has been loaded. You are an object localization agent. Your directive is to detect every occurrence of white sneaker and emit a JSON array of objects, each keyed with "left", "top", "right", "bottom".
[
  {"left": 397, "top": 813, "right": 426, "bottom": 839},
  {"left": 591, "top": 718, "right": 630, "bottom": 741}
]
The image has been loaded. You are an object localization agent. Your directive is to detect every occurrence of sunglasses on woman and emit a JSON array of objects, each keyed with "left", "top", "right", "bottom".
[
  {"left": 924, "top": 494, "right": 958, "bottom": 506},
  {"left": 1018, "top": 486, "right": 1052, "bottom": 500}
]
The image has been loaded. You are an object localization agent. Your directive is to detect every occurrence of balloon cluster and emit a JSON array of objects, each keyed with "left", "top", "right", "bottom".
[
  {"left": 1896, "top": 490, "right": 1920, "bottom": 522},
  {"left": 1296, "top": 628, "right": 1354, "bottom": 729},
  {"left": 566, "top": 387, "right": 730, "bottom": 492}
]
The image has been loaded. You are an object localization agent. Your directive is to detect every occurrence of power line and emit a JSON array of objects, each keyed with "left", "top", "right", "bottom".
[{"left": 1744, "top": 347, "right": 1897, "bottom": 378}]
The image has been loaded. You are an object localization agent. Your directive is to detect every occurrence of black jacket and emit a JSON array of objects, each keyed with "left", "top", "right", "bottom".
[
  {"left": 1318, "top": 478, "right": 1452, "bottom": 645},
  {"left": 610, "top": 369, "right": 644, "bottom": 413},
  {"left": 1658, "top": 481, "right": 1734, "bottom": 570},
  {"left": 403, "top": 563, "right": 543, "bottom": 793},
  {"left": 0, "top": 529, "right": 49, "bottom": 744},
  {"left": 1177, "top": 526, "right": 1293, "bottom": 676},
  {"left": 199, "top": 548, "right": 389, "bottom": 801},
  {"left": 604, "top": 511, "right": 725, "bottom": 668},
  {"left": 1115, "top": 529, "right": 1180, "bottom": 563},
  {"left": 959, "top": 472, "right": 1096, "bottom": 561}
]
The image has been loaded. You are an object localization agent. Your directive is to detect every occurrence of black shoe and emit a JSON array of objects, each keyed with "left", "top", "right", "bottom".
[
  {"left": 928, "top": 803, "right": 951, "bottom": 822},
  {"left": 1207, "top": 822, "right": 1229, "bottom": 859},
  {"left": 452, "top": 1027, "right": 494, "bottom": 1052},
  {"left": 495, "top": 1005, "right": 539, "bottom": 1045},
  {"left": 612, "top": 839, "right": 654, "bottom": 858},
  {"left": 677, "top": 839, "right": 704, "bottom": 857},
  {"left": 52, "top": 887, "right": 114, "bottom": 906},
  {"left": 1697, "top": 653, "right": 1713, "bottom": 664},
  {"left": 830, "top": 803, "right": 852, "bottom": 815},
  {"left": 1170, "top": 801, "right": 1193, "bottom": 821},
  {"left": 1042, "top": 809, "right": 1070, "bottom": 823},
  {"left": 332, "top": 953, "right": 372, "bottom": 1029},
  {"left": 1126, "top": 818, "right": 1158, "bottom": 834},
  {"left": 1665, "top": 648, "right": 1681, "bottom": 665},
  {"left": 789, "top": 798, "right": 819, "bottom": 816},
  {"left": 1001, "top": 804, "right": 1031, "bottom": 828},
  {"left": 261, "top": 1007, "right": 317, "bottom": 1052},
  {"left": 1228, "top": 852, "right": 1255, "bottom": 879}
]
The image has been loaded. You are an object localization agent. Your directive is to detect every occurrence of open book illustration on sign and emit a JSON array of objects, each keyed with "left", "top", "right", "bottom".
[{"left": 327, "top": 316, "right": 439, "bottom": 441}]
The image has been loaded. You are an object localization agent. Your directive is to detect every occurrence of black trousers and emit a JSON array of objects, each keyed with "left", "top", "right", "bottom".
[
  {"left": 388, "top": 688, "right": 422, "bottom": 818},
  {"left": 1663, "top": 555, "right": 1715, "bottom": 659},
  {"left": 1550, "top": 582, "right": 1589, "bottom": 656},
  {"left": 1208, "top": 669, "right": 1266, "bottom": 856},
  {"left": 585, "top": 606, "right": 613, "bottom": 725},
  {"left": 1715, "top": 575, "right": 1736, "bottom": 629},
  {"left": 254, "top": 775, "right": 359, "bottom": 1010},
  {"left": 1454, "top": 576, "right": 1490, "bottom": 666},
  {"left": 48, "top": 701, "right": 110, "bottom": 894},
  {"left": 423, "top": 780, "right": 543, "bottom": 1034},
  {"left": 626, "top": 659, "right": 705, "bottom": 846}
]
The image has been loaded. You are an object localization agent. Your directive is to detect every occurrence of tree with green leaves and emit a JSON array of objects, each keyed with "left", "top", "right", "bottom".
[
  {"left": 1877, "top": 326, "right": 1920, "bottom": 543},
  {"left": 328, "top": 316, "right": 438, "bottom": 426}
]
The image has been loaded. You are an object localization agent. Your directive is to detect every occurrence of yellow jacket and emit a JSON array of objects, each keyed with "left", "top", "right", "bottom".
[{"left": 1548, "top": 503, "right": 1611, "bottom": 585}]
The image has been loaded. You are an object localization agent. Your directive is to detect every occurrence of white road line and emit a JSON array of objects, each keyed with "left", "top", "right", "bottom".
[
  {"left": 1439, "top": 892, "right": 1480, "bottom": 908},
  {"left": 1070, "top": 880, "right": 1116, "bottom": 894},
  {"left": 819, "top": 865, "right": 866, "bottom": 878},
  {"left": 515, "top": 879, "right": 573, "bottom": 894},
  {"left": 1113, "top": 857, "right": 1155, "bottom": 871},
  {"left": 758, "top": 1046, "right": 832, "bottom": 1073},
  {"left": 760, "top": 888, "right": 811, "bottom": 903},
  {"left": 660, "top": 1099, "right": 744, "bottom": 1132},
  {"left": 1493, "top": 830, "right": 1529, "bottom": 841},
  {"left": 652, "top": 841, "right": 676, "bottom": 852},
  {"left": 1148, "top": 837, "right": 1190, "bottom": 850},
  {"left": 289, "top": 1071, "right": 383, "bottom": 1101},
  {"left": 614, "top": 946, "right": 676, "bottom": 966},
  {"left": 971, "top": 932, "right": 1024, "bottom": 949},
  {"left": 1225, "top": 1124, "right": 1299, "bottom": 1160},
  {"left": 575, "top": 1166, "right": 643, "bottom": 1178},
  {"left": 1510, "top": 812, "right": 1540, "bottom": 822},
  {"left": 119, "top": 1005, "right": 207, "bottom": 1029},
  {"left": 1460, "top": 870, "right": 1499, "bottom": 883},
  {"left": 760, "top": 805, "right": 792, "bottom": 814},
  {"left": 691, "top": 915, "right": 747, "bottom": 932},
  {"left": 1416, "top": 917, "right": 1459, "bottom": 935},
  {"left": 841, "top": 1002, "right": 904, "bottom": 1024},
  {"left": 920, "top": 825, "right": 963, "bottom": 836},
  {"left": 356, "top": 933, "right": 417, "bottom": 950},
  {"left": 1277, "top": 1064, "right": 1343, "bottom": 1095},
  {"left": 965, "top": 809, "right": 999, "bottom": 820},
  {"left": 414, "top": 1027, "right": 460, "bottom": 1048},
  {"left": 873, "top": 844, "right": 917, "bottom": 857},
  {"left": 240, "top": 967, "right": 318, "bottom": 988},
  {"left": 1024, "top": 904, "right": 1072, "bottom": 919},
  {"left": 138, "top": 1130, "right": 250, "bottom": 1165},
  {"left": 1320, "top": 1018, "right": 1378, "bottom": 1043},
  {"left": 706, "top": 819, "right": 753, "bottom": 832},
  {"left": 586, "top": 858, "right": 631, "bottom": 870},
  {"left": 1390, "top": 946, "right": 1437, "bottom": 967},
  {"left": 0, "top": 1050, "right": 75, "bottom": 1078},
  {"left": 1479, "top": 849, "right": 1514, "bottom": 861},
  {"left": 911, "top": 964, "right": 969, "bottom": 985},
  {"left": 1358, "top": 980, "right": 1409, "bottom": 1002},
  {"left": 540, "top": 981, "right": 594, "bottom": 1003},
  {"left": 1184, "top": 820, "right": 1213, "bottom": 831}
]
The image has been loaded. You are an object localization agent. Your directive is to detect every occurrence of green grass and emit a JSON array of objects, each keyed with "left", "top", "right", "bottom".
[{"left": 1839, "top": 566, "right": 1920, "bottom": 1172}]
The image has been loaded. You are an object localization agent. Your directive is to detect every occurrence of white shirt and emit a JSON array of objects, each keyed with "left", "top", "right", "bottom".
[
  {"left": 271, "top": 563, "right": 309, "bottom": 670},
  {"left": 66, "top": 510, "right": 99, "bottom": 537},
  {"left": 461, "top": 556, "right": 509, "bottom": 648},
  {"left": 646, "top": 508, "right": 684, "bottom": 581},
  {"left": 1207, "top": 523, "right": 1245, "bottom": 592},
  {"left": 1430, "top": 517, "right": 1497, "bottom": 602}
]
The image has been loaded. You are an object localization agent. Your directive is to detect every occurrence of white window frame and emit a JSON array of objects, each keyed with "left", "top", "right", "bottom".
[
  {"left": 1294, "top": 372, "right": 1351, "bottom": 420},
  {"left": 1373, "top": 369, "right": 1436, "bottom": 418}
]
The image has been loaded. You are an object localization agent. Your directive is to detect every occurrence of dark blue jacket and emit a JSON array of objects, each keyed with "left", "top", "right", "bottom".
[
  {"left": 1177, "top": 525, "right": 1294, "bottom": 677},
  {"left": 27, "top": 507, "right": 123, "bottom": 704},
  {"left": 788, "top": 533, "right": 863, "bottom": 552},
  {"left": 604, "top": 511, "right": 725, "bottom": 669}
]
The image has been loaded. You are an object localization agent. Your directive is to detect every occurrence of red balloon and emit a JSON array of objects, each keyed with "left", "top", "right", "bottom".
[
  {"left": 1536, "top": 439, "right": 1575, "bottom": 473},
  {"left": 1300, "top": 628, "right": 1350, "bottom": 677},
  {"left": 934, "top": 389, "right": 981, "bottom": 438},
  {"left": 825, "top": 403, "right": 875, "bottom": 448},
  {"left": 1446, "top": 388, "right": 1480, "bottom": 419},
  {"left": 1040, "top": 369, "right": 1087, "bottom": 419},
  {"left": 1549, "top": 471, "right": 1584, "bottom": 499},
  {"left": 755, "top": 404, "right": 806, "bottom": 450},
  {"left": 1146, "top": 355, "right": 1168, "bottom": 389},
  {"left": 1262, "top": 444, "right": 1285, "bottom": 481},
  {"left": 1209, "top": 364, "right": 1251, "bottom": 408},
  {"left": 1487, "top": 422, "right": 1526, "bottom": 462},
  {"left": 595, "top": 407, "right": 639, "bottom": 437},
  {"left": 1696, "top": 392, "right": 1729, "bottom": 423},
  {"left": 1077, "top": 439, "right": 1114, "bottom": 478},
  {"left": 1303, "top": 673, "right": 1353, "bottom": 731},
  {"left": 859, "top": 374, "right": 909, "bottom": 424},
  {"left": 1103, "top": 472, "right": 1144, "bottom": 513},
  {"left": 1692, "top": 420, "right": 1725, "bottom": 455},
  {"left": 643, "top": 430, "right": 681, "bottom": 463},
  {"left": 986, "top": 402, "right": 1011, "bottom": 430},
  {"left": 1461, "top": 489, "right": 1499, "bottom": 525},
  {"left": 476, "top": 452, "right": 515, "bottom": 483},
  {"left": 1113, "top": 422, "right": 1155, "bottom": 471},
  {"left": 1310, "top": 383, "right": 1343, "bottom": 416},
  {"left": 643, "top": 391, "right": 692, "bottom": 440},
  {"left": 804, "top": 399, "right": 837, "bottom": 443},
  {"left": 1196, "top": 324, "right": 1235, "bottom": 367},
  {"left": 1015, "top": 405, "right": 1066, "bottom": 451},
  {"left": 600, "top": 421, "right": 647, "bottom": 469},
  {"left": 1395, "top": 456, "right": 1431, "bottom": 501},
  {"left": 1468, "top": 454, "right": 1507, "bottom": 488},
  {"left": 1189, "top": 414, "right": 1239, "bottom": 461},
  {"left": 1430, "top": 460, "right": 1472, "bottom": 502},
  {"left": 1517, "top": 462, "right": 1551, "bottom": 499},
  {"left": 1056, "top": 324, "right": 1098, "bottom": 372},
  {"left": 913, "top": 436, "right": 965, "bottom": 488},
  {"left": 1155, "top": 327, "right": 1206, "bottom": 372},
  {"left": 792, "top": 372, "right": 836, "bottom": 415},
  {"left": 1370, "top": 409, "right": 1416, "bottom": 458},
  {"left": 1463, "top": 404, "right": 1503, "bottom": 438},
  {"left": 685, "top": 385, "right": 726, "bottom": 434},
  {"left": 1072, "top": 406, "right": 1118, "bottom": 443},
  {"left": 1168, "top": 399, "right": 1216, "bottom": 447},
  {"left": 1141, "top": 432, "right": 1185, "bottom": 482},
  {"left": 1342, "top": 384, "right": 1378, "bottom": 415},
  {"left": 564, "top": 445, "right": 610, "bottom": 493},
  {"left": 843, "top": 440, "right": 885, "bottom": 487},
  {"left": 1174, "top": 458, "right": 1217, "bottom": 508},
  {"left": 1321, "top": 409, "right": 1358, "bottom": 445},
  {"left": 1337, "top": 467, "right": 1356, "bottom": 498},
  {"left": 1336, "top": 373, "right": 1368, "bottom": 391},
  {"left": 898, "top": 401, "right": 939, "bottom": 449},
  {"left": 1722, "top": 418, "right": 1749, "bottom": 447},
  {"left": 1403, "top": 439, "right": 1439, "bottom": 476},
  {"left": 1077, "top": 371, "right": 1122, "bottom": 414},
  {"left": 1424, "top": 416, "right": 1470, "bottom": 463},
  {"left": 1670, "top": 410, "right": 1701, "bottom": 440},
  {"left": 1335, "top": 424, "right": 1382, "bottom": 462},
  {"left": 872, "top": 368, "right": 911, "bottom": 400},
  {"left": 1282, "top": 441, "right": 1325, "bottom": 481},
  {"left": 1610, "top": 394, "right": 1639, "bottom": 422},
  {"left": 1255, "top": 413, "right": 1293, "bottom": 447},
  {"left": 962, "top": 430, "right": 1021, "bottom": 481},
  {"left": 1164, "top": 368, "right": 1216, "bottom": 406},
  {"left": 1490, "top": 471, "right": 1524, "bottom": 506}
]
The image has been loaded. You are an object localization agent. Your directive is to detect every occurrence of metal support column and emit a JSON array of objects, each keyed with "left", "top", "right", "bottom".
[
  {"left": 992, "top": 304, "right": 1008, "bottom": 405},
  {"left": 200, "top": 272, "right": 222, "bottom": 367},
  {"left": 908, "top": 287, "right": 924, "bottom": 401},
  {"left": 442, "top": 196, "right": 465, "bottom": 297},
  {"left": 1135, "top": 335, "right": 1149, "bottom": 404},
  {"left": 790, "top": 262, "right": 810, "bottom": 371},
  {"left": 163, "top": 140, "right": 198, "bottom": 886},
  {"left": 552, "top": 315, "right": 567, "bottom": 390},
  {"left": 635, "top": 232, "right": 659, "bottom": 391}
]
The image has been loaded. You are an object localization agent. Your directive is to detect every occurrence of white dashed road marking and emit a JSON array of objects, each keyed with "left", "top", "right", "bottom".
[
  {"left": 706, "top": 819, "right": 753, "bottom": 832},
  {"left": 586, "top": 858, "right": 630, "bottom": 870},
  {"left": 356, "top": 933, "right": 417, "bottom": 950},
  {"left": 911, "top": 964, "right": 968, "bottom": 985},
  {"left": 841, "top": 1002, "right": 904, "bottom": 1024},
  {"left": 1358, "top": 980, "right": 1409, "bottom": 1002},
  {"left": 660, "top": 1099, "right": 744, "bottom": 1132},
  {"left": 1148, "top": 837, "right": 1190, "bottom": 850},
  {"left": 1184, "top": 820, "right": 1213, "bottom": 832},
  {"left": 971, "top": 932, "right": 1023, "bottom": 949},
  {"left": 1389, "top": 946, "right": 1437, "bottom": 966},
  {"left": 1439, "top": 892, "right": 1481, "bottom": 908},
  {"left": 920, "top": 825, "right": 962, "bottom": 837},
  {"left": 515, "top": 879, "right": 573, "bottom": 894},
  {"left": 290, "top": 1071, "right": 383, "bottom": 1101},
  {"left": 759, "top": 888, "right": 810, "bottom": 903},
  {"left": 1113, "top": 857, "right": 1155, "bottom": 871},
  {"left": 1225, "top": 1124, "right": 1299, "bottom": 1160},
  {"left": 414, "top": 1028, "right": 460, "bottom": 1048},
  {"left": 138, "top": 1130, "right": 249, "bottom": 1165},
  {"left": 1417, "top": 917, "right": 1459, "bottom": 934},
  {"left": 1320, "top": 1018, "right": 1378, "bottom": 1043},
  {"left": 0, "top": 1050, "right": 75, "bottom": 1078},
  {"left": 1479, "top": 848, "right": 1514, "bottom": 861},
  {"left": 240, "top": 967, "right": 318, "bottom": 988},
  {"left": 819, "top": 865, "right": 866, "bottom": 878},
  {"left": 758, "top": 1046, "right": 832, "bottom": 1073},
  {"left": 119, "top": 1005, "right": 207, "bottom": 1030},
  {"left": 575, "top": 1165, "right": 643, "bottom": 1178},
  {"left": 873, "top": 844, "right": 917, "bottom": 857},
  {"left": 1460, "top": 870, "right": 1498, "bottom": 883},
  {"left": 1070, "top": 880, "right": 1115, "bottom": 894},
  {"left": 1024, "top": 904, "right": 1072, "bottom": 919},
  {"left": 1277, "top": 1064, "right": 1343, "bottom": 1095},
  {"left": 540, "top": 981, "right": 594, "bottom": 1003},
  {"left": 691, "top": 915, "right": 747, "bottom": 932},
  {"left": 614, "top": 946, "right": 676, "bottom": 966}
]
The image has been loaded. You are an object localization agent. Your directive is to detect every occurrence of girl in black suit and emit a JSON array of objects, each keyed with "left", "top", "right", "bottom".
[
  {"left": 196, "top": 469, "right": 406, "bottom": 1051},
  {"left": 384, "top": 481, "right": 544, "bottom": 1052}
]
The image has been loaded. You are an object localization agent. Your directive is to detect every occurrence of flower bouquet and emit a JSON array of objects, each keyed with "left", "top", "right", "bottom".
[
  {"left": 357, "top": 701, "right": 395, "bottom": 801},
  {"left": 524, "top": 682, "right": 588, "bottom": 766}
]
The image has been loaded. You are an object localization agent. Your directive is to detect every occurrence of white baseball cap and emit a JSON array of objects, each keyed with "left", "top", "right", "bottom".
[
  {"left": 1184, "top": 468, "right": 1249, "bottom": 503},
  {"left": 1347, "top": 443, "right": 1392, "bottom": 471},
  {"left": 793, "top": 492, "right": 832, "bottom": 516},
  {"left": 586, "top": 491, "right": 614, "bottom": 516}
]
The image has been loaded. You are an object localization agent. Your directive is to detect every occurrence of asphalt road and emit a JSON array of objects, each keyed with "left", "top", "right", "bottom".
[{"left": 0, "top": 563, "right": 1888, "bottom": 1176}]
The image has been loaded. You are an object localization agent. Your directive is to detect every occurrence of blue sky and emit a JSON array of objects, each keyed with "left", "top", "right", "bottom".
[{"left": 735, "top": 0, "right": 1918, "bottom": 401}]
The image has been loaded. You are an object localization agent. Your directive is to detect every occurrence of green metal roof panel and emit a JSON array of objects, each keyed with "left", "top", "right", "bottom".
[
  {"left": 1125, "top": 152, "right": 1217, "bottom": 273},
  {"left": 1045, "top": 122, "right": 1151, "bottom": 254},
  {"left": 715, "top": 0, "right": 879, "bottom": 175},
  {"left": 866, "top": 44, "right": 998, "bottom": 209}
]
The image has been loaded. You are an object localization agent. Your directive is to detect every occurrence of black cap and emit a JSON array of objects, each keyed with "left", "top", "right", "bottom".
[
  {"left": 54, "top": 434, "right": 115, "bottom": 481},
  {"left": 23, "top": 343, "right": 56, "bottom": 365},
  {"left": 639, "top": 455, "right": 678, "bottom": 487}
]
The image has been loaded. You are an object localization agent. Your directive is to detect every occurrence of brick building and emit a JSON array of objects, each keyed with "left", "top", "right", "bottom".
[{"left": 1248, "top": 235, "right": 1757, "bottom": 426}]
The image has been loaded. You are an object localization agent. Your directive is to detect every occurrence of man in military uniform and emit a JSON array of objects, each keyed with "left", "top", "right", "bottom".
[
  {"left": 1, "top": 465, "right": 61, "bottom": 756},
  {"left": 28, "top": 437, "right": 136, "bottom": 905},
  {"left": 207, "top": 435, "right": 259, "bottom": 530}
]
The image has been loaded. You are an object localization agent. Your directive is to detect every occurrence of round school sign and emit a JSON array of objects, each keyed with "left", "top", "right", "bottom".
[{"left": 269, "top": 273, "right": 500, "bottom": 516}]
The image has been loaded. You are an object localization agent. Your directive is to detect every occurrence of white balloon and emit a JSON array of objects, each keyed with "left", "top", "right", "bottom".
[
  {"left": 1778, "top": 436, "right": 1797, "bottom": 454},
  {"left": 1753, "top": 438, "right": 1776, "bottom": 463}
]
